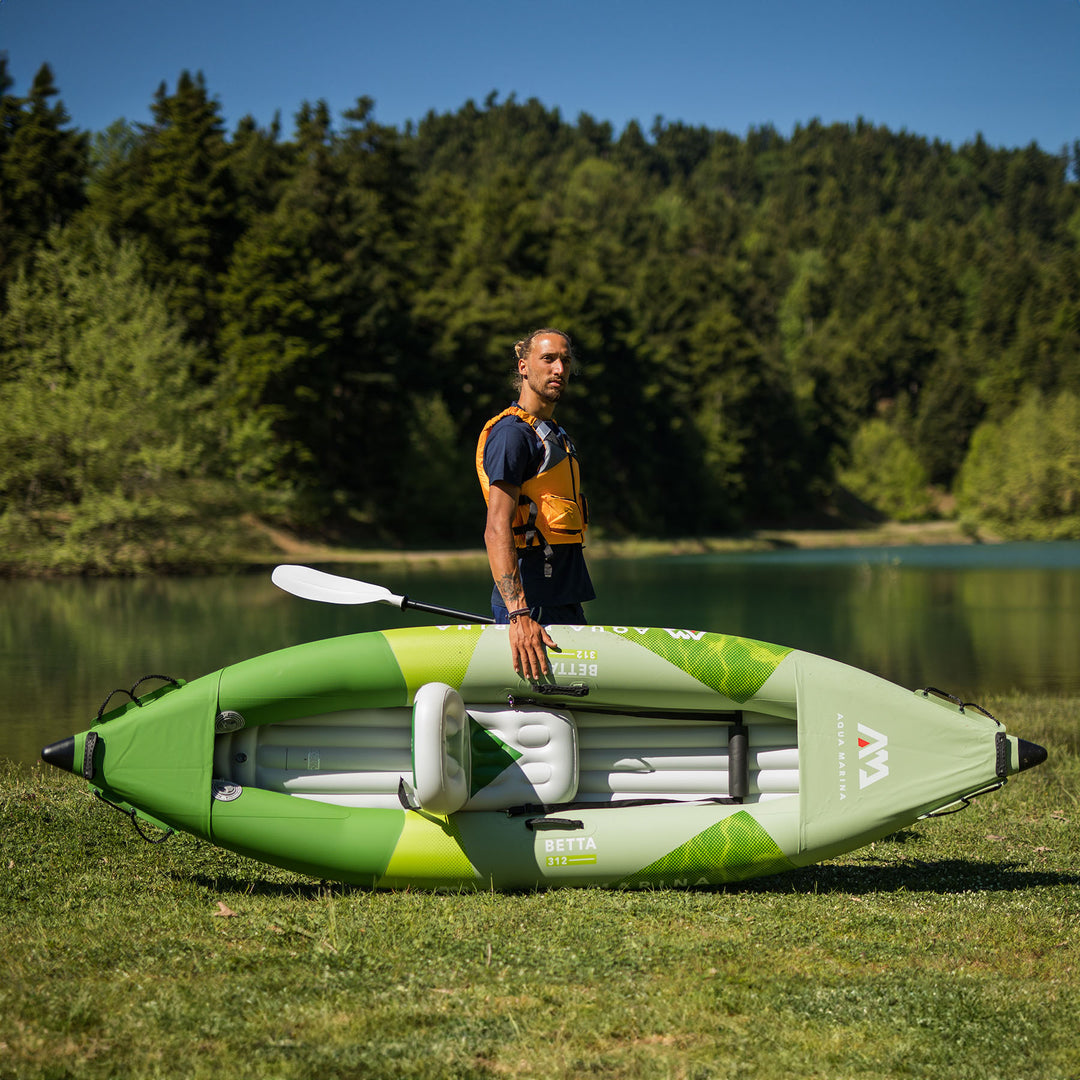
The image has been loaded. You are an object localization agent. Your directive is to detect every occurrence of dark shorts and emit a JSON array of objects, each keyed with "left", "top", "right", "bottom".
[{"left": 492, "top": 599, "right": 588, "bottom": 625}]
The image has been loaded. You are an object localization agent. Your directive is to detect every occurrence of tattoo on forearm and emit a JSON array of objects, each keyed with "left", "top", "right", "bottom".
[{"left": 497, "top": 572, "right": 525, "bottom": 608}]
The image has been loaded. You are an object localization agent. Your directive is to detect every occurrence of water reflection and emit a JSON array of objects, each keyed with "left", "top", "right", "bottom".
[
  {"left": 1, "top": 570, "right": 486, "bottom": 768},
  {"left": 586, "top": 544, "right": 1080, "bottom": 696},
  {"left": 5, "top": 542, "right": 1080, "bottom": 766}
]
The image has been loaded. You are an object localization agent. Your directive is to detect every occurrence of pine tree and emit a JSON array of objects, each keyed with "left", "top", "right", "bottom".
[
  {"left": 87, "top": 71, "right": 239, "bottom": 347},
  {"left": 0, "top": 61, "right": 88, "bottom": 296}
]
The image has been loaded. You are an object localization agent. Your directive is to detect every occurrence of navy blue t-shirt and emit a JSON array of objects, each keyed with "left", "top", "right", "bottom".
[{"left": 483, "top": 413, "right": 595, "bottom": 608}]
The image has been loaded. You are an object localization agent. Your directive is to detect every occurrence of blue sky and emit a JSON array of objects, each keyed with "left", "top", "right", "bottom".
[{"left": 3, "top": 0, "right": 1078, "bottom": 153}]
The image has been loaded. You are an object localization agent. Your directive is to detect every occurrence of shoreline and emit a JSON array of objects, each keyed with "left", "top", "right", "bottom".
[{"left": 243, "top": 519, "right": 990, "bottom": 569}]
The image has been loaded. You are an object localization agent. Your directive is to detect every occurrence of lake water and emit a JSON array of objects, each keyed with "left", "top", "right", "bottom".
[{"left": 4, "top": 542, "right": 1080, "bottom": 766}]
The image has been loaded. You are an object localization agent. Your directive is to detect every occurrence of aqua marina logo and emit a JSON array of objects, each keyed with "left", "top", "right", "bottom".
[{"left": 857, "top": 723, "right": 889, "bottom": 788}]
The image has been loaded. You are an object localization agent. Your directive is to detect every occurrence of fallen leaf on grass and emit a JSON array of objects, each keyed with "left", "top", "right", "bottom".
[
  {"left": 984, "top": 834, "right": 1005, "bottom": 841},
  {"left": 212, "top": 902, "right": 238, "bottom": 918}
]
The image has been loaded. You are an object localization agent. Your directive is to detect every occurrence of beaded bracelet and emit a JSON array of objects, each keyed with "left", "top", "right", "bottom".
[{"left": 507, "top": 607, "right": 531, "bottom": 622}]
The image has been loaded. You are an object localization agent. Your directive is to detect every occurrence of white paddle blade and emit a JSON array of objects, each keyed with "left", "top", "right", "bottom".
[{"left": 271, "top": 565, "right": 405, "bottom": 608}]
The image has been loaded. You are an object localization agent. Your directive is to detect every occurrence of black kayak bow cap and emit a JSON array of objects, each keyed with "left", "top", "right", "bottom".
[
  {"left": 1017, "top": 738, "right": 1048, "bottom": 773},
  {"left": 41, "top": 736, "right": 76, "bottom": 774},
  {"left": 42, "top": 731, "right": 98, "bottom": 780}
]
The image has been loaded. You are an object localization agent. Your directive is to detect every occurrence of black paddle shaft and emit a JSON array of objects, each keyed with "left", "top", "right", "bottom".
[{"left": 400, "top": 596, "right": 495, "bottom": 625}]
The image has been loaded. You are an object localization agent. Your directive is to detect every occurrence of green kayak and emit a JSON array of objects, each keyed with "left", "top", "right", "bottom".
[{"left": 41, "top": 622, "right": 1046, "bottom": 889}]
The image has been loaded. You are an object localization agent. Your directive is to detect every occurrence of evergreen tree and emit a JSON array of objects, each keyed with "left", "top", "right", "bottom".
[
  {"left": 4, "top": 68, "right": 1080, "bottom": 558},
  {"left": 87, "top": 71, "right": 240, "bottom": 348},
  {"left": 217, "top": 98, "right": 420, "bottom": 536},
  {"left": 0, "top": 61, "right": 88, "bottom": 297}
]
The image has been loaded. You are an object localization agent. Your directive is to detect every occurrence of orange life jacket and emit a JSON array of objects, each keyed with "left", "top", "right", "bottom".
[{"left": 476, "top": 405, "right": 588, "bottom": 554}]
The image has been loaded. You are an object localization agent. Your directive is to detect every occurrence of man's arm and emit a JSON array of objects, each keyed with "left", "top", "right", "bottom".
[{"left": 484, "top": 481, "right": 556, "bottom": 679}]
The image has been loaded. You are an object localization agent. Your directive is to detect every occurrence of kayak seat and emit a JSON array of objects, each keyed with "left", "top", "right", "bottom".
[
  {"left": 412, "top": 682, "right": 471, "bottom": 814},
  {"left": 462, "top": 703, "right": 578, "bottom": 810},
  {"left": 410, "top": 682, "right": 578, "bottom": 812}
]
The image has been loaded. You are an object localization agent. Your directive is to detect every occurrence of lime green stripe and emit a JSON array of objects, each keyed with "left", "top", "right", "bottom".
[
  {"left": 621, "top": 630, "right": 791, "bottom": 703},
  {"left": 385, "top": 626, "right": 486, "bottom": 701},
  {"left": 378, "top": 812, "right": 479, "bottom": 887},
  {"left": 618, "top": 811, "right": 795, "bottom": 887}
]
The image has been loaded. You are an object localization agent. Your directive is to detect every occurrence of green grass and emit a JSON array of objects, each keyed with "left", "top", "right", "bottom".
[{"left": 3, "top": 693, "right": 1078, "bottom": 1080}]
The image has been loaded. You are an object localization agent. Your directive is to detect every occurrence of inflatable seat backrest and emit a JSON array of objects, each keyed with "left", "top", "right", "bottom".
[
  {"left": 411, "top": 682, "right": 471, "bottom": 813},
  {"left": 465, "top": 704, "right": 578, "bottom": 810}
]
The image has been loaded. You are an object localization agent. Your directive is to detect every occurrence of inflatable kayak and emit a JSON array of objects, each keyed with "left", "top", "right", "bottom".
[{"left": 41, "top": 602, "right": 1046, "bottom": 890}]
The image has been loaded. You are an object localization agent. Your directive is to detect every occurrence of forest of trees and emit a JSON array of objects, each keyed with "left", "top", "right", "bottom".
[{"left": 2, "top": 57, "right": 1080, "bottom": 573}]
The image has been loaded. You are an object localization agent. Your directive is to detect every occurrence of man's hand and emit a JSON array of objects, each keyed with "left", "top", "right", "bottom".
[{"left": 509, "top": 614, "right": 557, "bottom": 680}]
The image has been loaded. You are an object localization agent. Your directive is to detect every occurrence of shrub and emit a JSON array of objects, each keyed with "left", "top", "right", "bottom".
[
  {"left": 837, "top": 419, "right": 934, "bottom": 522},
  {"left": 956, "top": 390, "right": 1080, "bottom": 539}
]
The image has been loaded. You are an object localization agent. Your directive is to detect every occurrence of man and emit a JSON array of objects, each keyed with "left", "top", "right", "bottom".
[{"left": 476, "top": 328, "right": 595, "bottom": 679}]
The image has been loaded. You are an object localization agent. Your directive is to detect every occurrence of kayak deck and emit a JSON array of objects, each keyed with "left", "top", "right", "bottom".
[{"left": 212, "top": 689, "right": 801, "bottom": 812}]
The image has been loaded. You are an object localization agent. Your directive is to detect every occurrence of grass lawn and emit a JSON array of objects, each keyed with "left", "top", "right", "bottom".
[{"left": 2, "top": 692, "right": 1077, "bottom": 1079}]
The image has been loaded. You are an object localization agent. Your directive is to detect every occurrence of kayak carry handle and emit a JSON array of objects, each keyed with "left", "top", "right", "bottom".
[
  {"left": 95, "top": 675, "right": 182, "bottom": 721},
  {"left": 529, "top": 683, "right": 590, "bottom": 697}
]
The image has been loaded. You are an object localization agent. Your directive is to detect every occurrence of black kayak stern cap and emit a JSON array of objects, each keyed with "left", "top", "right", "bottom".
[{"left": 1017, "top": 739, "right": 1048, "bottom": 773}]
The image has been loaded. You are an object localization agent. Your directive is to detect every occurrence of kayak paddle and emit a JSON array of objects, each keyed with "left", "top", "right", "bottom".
[{"left": 271, "top": 564, "right": 495, "bottom": 624}]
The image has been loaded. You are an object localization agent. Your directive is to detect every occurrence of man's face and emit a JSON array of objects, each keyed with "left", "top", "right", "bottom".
[{"left": 520, "top": 334, "right": 571, "bottom": 405}]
